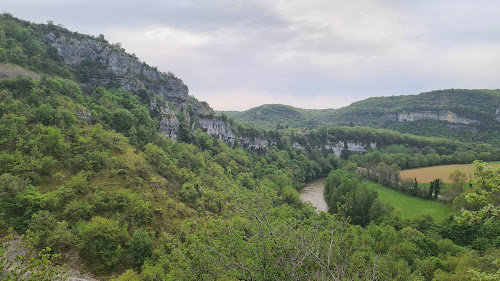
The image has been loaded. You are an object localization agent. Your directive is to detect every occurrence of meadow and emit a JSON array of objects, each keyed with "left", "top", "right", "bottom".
[
  {"left": 363, "top": 181, "right": 454, "bottom": 221},
  {"left": 400, "top": 162, "right": 500, "bottom": 183}
]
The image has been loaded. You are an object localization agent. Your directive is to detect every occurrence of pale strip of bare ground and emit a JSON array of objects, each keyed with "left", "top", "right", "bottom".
[{"left": 0, "top": 63, "right": 41, "bottom": 80}]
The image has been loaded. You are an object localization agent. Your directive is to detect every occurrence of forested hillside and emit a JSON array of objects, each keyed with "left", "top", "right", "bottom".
[
  {"left": 224, "top": 89, "right": 500, "bottom": 145},
  {"left": 1, "top": 13, "right": 499, "bottom": 280}
]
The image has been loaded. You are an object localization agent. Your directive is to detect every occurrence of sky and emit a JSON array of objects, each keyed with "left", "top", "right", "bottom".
[{"left": 4, "top": 0, "right": 500, "bottom": 110}]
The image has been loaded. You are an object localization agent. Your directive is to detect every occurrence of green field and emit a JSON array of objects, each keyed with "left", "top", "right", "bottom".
[{"left": 363, "top": 181, "right": 454, "bottom": 221}]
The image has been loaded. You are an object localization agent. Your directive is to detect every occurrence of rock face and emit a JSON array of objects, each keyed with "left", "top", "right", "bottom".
[
  {"left": 149, "top": 99, "right": 180, "bottom": 140},
  {"left": 397, "top": 111, "right": 477, "bottom": 124},
  {"left": 44, "top": 33, "right": 188, "bottom": 104},
  {"left": 293, "top": 140, "right": 376, "bottom": 156},
  {"left": 197, "top": 117, "right": 269, "bottom": 151},
  {"left": 239, "top": 137, "right": 268, "bottom": 152},
  {"left": 159, "top": 115, "right": 179, "bottom": 140},
  {"left": 198, "top": 117, "right": 237, "bottom": 146},
  {"left": 324, "top": 141, "right": 377, "bottom": 157},
  {"left": 75, "top": 110, "right": 91, "bottom": 123}
]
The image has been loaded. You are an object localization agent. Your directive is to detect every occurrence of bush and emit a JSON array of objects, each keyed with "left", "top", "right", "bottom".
[{"left": 76, "top": 217, "right": 129, "bottom": 271}]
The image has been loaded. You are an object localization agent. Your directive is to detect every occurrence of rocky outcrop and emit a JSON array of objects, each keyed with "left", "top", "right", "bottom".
[
  {"left": 293, "top": 140, "right": 376, "bottom": 156},
  {"left": 159, "top": 116, "right": 179, "bottom": 140},
  {"left": 75, "top": 110, "right": 91, "bottom": 123},
  {"left": 44, "top": 33, "right": 188, "bottom": 104},
  {"left": 198, "top": 117, "right": 236, "bottom": 146},
  {"left": 323, "top": 141, "right": 377, "bottom": 157},
  {"left": 150, "top": 100, "right": 180, "bottom": 140},
  {"left": 196, "top": 117, "right": 269, "bottom": 151},
  {"left": 496, "top": 107, "right": 500, "bottom": 123},
  {"left": 397, "top": 111, "right": 477, "bottom": 124},
  {"left": 292, "top": 142, "right": 304, "bottom": 150},
  {"left": 239, "top": 137, "right": 268, "bottom": 152}
]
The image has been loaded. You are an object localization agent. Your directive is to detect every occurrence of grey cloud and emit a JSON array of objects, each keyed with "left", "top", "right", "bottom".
[
  {"left": 4, "top": 1, "right": 500, "bottom": 110},
  {"left": 4, "top": 0, "right": 285, "bottom": 34}
]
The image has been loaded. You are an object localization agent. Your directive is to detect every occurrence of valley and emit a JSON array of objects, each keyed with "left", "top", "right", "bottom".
[{"left": 0, "top": 13, "right": 499, "bottom": 281}]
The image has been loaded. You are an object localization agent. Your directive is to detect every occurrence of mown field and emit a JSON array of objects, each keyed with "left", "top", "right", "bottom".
[
  {"left": 400, "top": 162, "right": 500, "bottom": 183},
  {"left": 363, "top": 181, "right": 454, "bottom": 221}
]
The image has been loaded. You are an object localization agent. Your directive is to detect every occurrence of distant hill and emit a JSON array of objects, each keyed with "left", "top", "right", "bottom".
[
  {"left": 219, "top": 104, "right": 336, "bottom": 130},
  {"left": 221, "top": 89, "right": 500, "bottom": 144}
]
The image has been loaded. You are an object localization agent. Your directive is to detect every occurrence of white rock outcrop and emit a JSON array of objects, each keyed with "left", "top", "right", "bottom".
[{"left": 397, "top": 111, "right": 477, "bottom": 124}]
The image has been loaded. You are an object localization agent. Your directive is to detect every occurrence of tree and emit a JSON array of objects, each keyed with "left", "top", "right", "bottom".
[
  {"left": 444, "top": 170, "right": 466, "bottom": 201},
  {"left": 349, "top": 185, "right": 378, "bottom": 226},
  {"left": 112, "top": 109, "right": 135, "bottom": 134},
  {"left": 434, "top": 179, "right": 440, "bottom": 199},
  {"left": 129, "top": 229, "right": 153, "bottom": 266},
  {"left": 456, "top": 161, "right": 500, "bottom": 225},
  {"left": 429, "top": 181, "right": 435, "bottom": 199}
]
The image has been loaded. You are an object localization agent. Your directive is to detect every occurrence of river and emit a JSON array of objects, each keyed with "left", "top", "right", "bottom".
[{"left": 299, "top": 177, "right": 328, "bottom": 213}]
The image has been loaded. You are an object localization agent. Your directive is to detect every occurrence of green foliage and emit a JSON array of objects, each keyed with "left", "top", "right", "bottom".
[
  {"left": 279, "top": 186, "right": 301, "bottom": 206},
  {"left": 28, "top": 211, "right": 73, "bottom": 252},
  {"left": 456, "top": 161, "right": 500, "bottom": 225},
  {"left": 75, "top": 217, "right": 129, "bottom": 271},
  {"left": 324, "top": 169, "right": 384, "bottom": 226},
  {"left": 0, "top": 14, "right": 70, "bottom": 76},
  {"left": 128, "top": 228, "right": 153, "bottom": 266},
  {"left": 0, "top": 173, "right": 43, "bottom": 231}
]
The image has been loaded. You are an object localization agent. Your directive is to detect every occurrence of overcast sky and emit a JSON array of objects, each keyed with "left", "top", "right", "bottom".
[{"left": 4, "top": 0, "right": 500, "bottom": 110}]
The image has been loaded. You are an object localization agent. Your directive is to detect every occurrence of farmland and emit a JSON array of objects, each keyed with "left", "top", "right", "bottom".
[{"left": 400, "top": 162, "right": 500, "bottom": 183}]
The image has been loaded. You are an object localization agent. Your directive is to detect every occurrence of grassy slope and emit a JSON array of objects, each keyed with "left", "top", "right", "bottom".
[
  {"left": 400, "top": 162, "right": 500, "bottom": 183},
  {"left": 363, "top": 181, "right": 454, "bottom": 221}
]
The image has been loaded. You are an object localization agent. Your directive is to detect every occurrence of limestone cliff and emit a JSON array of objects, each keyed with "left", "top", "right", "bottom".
[
  {"left": 397, "top": 111, "right": 477, "bottom": 124},
  {"left": 197, "top": 117, "right": 269, "bottom": 151},
  {"left": 44, "top": 33, "right": 188, "bottom": 104},
  {"left": 198, "top": 117, "right": 237, "bottom": 146},
  {"left": 325, "top": 141, "right": 377, "bottom": 157},
  {"left": 43, "top": 31, "right": 220, "bottom": 143},
  {"left": 294, "top": 141, "right": 376, "bottom": 157}
]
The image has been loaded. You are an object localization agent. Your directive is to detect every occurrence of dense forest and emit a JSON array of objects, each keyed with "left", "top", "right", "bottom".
[{"left": 1, "top": 13, "right": 499, "bottom": 280}]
